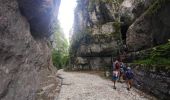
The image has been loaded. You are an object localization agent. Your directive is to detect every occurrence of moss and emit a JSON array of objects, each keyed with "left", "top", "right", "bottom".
[
  {"left": 134, "top": 41, "right": 170, "bottom": 67},
  {"left": 88, "top": 0, "right": 96, "bottom": 12},
  {"left": 94, "top": 34, "right": 111, "bottom": 39},
  {"left": 111, "top": 21, "right": 120, "bottom": 39},
  {"left": 146, "top": 0, "right": 168, "bottom": 16},
  {"left": 88, "top": 0, "right": 124, "bottom": 11},
  {"left": 134, "top": 58, "right": 170, "bottom": 66}
]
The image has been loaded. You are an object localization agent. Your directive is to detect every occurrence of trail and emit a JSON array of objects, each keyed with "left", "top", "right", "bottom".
[{"left": 57, "top": 69, "right": 156, "bottom": 100}]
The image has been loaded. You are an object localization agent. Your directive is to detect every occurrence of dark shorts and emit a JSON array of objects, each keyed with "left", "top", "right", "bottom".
[{"left": 112, "top": 76, "right": 118, "bottom": 81}]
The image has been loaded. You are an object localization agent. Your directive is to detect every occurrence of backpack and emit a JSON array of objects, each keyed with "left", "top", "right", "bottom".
[
  {"left": 120, "top": 63, "right": 126, "bottom": 73},
  {"left": 126, "top": 70, "right": 134, "bottom": 79},
  {"left": 115, "top": 62, "right": 120, "bottom": 70}
]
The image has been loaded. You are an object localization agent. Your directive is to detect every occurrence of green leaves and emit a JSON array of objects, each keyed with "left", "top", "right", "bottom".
[
  {"left": 146, "top": 0, "right": 168, "bottom": 16},
  {"left": 52, "top": 22, "right": 69, "bottom": 69},
  {"left": 134, "top": 41, "right": 170, "bottom": 66},
  {"left": 52, "top": 50, "right": 69, "bottom": 69}
]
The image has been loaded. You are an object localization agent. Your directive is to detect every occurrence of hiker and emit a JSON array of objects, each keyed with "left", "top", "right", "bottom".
[
  {"left": 120, "top": 62, "right": 126, "bottom": 82},
  {"left": 114, "top": 60, "right": 120, "bottom": 71},
  {"left": 112, "top": 68, "right": 119, "bottom": 89},
  {"left": 114, "top": 60, "right": 121, "bottom": 81},
  {"left": 125, "top": 67, "right": 134, "bottom": 91}
]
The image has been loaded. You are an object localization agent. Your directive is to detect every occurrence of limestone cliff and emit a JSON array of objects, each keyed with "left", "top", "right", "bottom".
[
  {"left": 70, "top": 0, "right": 123, "bottom": 70},
  {"left": 70, "top": 0, "right": 170, "bottom": 69},
  {"left": 126, "top": 0, "right": 170, "bottom": 52},
  {"left": 0, "top": 0, "right": 61, "bottom": 100},
  {"left": 70, "top": 0, "right": 170, "bottom": 99}
]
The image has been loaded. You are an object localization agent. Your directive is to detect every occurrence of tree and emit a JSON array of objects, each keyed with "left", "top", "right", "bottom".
[{"left": 52, "top": 21, "right": 69, "bottom": 69}]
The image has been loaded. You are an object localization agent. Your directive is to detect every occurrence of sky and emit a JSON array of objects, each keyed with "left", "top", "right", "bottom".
[{"left": 58, "top": 0, "right": 77, "bottom": 41}]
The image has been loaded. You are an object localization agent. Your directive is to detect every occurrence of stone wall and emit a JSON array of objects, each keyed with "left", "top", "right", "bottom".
[
  {"left": 129, "top": 64, "right": 170, "bottom": 100},
  {"left": 0, "top": 0, "right": 61, "bottom": 100},
  {"left": 70, "top": 0, "right": 170, "bottom": 71},
  {"left": 70, "top": 0, "right": 121, "bottom": 70}
]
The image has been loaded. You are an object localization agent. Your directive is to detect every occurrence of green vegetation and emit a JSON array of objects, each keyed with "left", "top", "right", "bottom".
[
  {"left": 146, "top": 0, "right": 168, "bottom": 15},
  {"left": 88, "top": 0, "right": 124, "bottom": 11},
  {"left": 134, "top": 41, "right": 170, "bottom": 67},
  {"left": 112, "top": 21, "right": 121, "bottom": 40},
  {"left": 52, "top": 50, "right": 69, "bottom": 69},
  {"left": 52, "top": 22, "right": 69, "bottom": 69}
]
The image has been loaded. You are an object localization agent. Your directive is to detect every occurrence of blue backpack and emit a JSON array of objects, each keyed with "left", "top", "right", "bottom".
[{"left": 126, "top": 70, "right": 134, "bottom": 79}]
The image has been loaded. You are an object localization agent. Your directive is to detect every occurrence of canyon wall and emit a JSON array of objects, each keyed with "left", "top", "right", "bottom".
[
  {"left": 0, "top": 0, "right": 61, "bottom": 100},
  {"left": 70, "top": 0, "right": 121, "bottom": 70},
  {"left": 70, "top": 0, "right": 170, "bottom": 99},
  {"left": 70, "top": 0, "right": 170, "bottom": 70}
]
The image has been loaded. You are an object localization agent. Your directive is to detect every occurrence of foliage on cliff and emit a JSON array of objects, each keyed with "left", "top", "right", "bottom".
[
  {"left": 146, "top": 0, "right": 168, "bottom": 15},
  {"left": 134, "top": 40, "right": 170, "bottom": 66},
  {"left": 52, "top": 22, "right": 69, "bottom": 69}
]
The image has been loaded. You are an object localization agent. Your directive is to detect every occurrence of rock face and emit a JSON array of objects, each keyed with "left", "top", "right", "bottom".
[
  {"left": 70, "top": 0, "right": 170, "bottom": 99},
  {"left": 70, "top": 0, "right": 122, "bottom": 70},
  {"left": 126, "top": 0, "right": 170, "bottom": 51},
  {"left": 0, "top": 0, "right": 60, "bottom": 100},
  {"left": 18, "top": 0, "right": 61, "bottom": 38},
  {"left": 120, "top": 0, "right": 154, "bottom": 25},
  {"left": 70, "top": 0, "right": 170, "bottom": 69},
  {"left": 129, "top": 64, "right": 170, "bottom": 100}
]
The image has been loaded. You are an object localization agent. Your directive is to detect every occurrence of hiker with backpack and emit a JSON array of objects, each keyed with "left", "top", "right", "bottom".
[
  {"left": 125, "top": 67, "right": 134, "bottom": 91},
  {"left": 120, "top": 62, "right": 127, "bottom": 82},
  {"left": 112, "top": 68, "right": 119, "bottom": 89}
]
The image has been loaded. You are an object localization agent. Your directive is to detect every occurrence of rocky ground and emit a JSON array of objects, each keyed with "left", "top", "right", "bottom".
[{"left": 56, "top": 69, "right": 156, "bottom": 100}]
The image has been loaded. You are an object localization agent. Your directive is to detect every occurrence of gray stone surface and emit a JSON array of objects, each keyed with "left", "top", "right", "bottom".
[
  {"left": 126, "top": 1, "right": 170, "bottom": 51},
  {"left": 0, "top": 0, "right": 60, "bottom": 100},
  {"left": 129, "top": 64, "right": 170, "bottom": 100},
  {"left": 70, "top": 0, "right": 120, "bottom": 69},
  {"left": 120, "top": 0, "right": 154, "bottom": 25},
  {"left": 18, "top": 0, "right": 61, "bottom": 38}
]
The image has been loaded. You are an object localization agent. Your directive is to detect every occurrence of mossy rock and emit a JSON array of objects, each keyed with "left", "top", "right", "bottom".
[{"left": 134, "top": 41, "right": 170, "bottom": 67}]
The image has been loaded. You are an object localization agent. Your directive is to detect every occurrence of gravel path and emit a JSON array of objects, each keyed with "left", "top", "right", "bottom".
[{"left": 57, "top": 69, "right": 156, "bottom": 100}]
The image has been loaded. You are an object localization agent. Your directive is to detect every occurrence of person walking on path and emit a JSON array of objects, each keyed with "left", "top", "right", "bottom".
[
  {"left": 112, "top": 68, "right": 119, "bottom": 89},
  {"left": 120, "top": 62, "right": 127, "bottom": 82},
  {"left": 125, "top": 67, "right": 134, "bottom": 91}
]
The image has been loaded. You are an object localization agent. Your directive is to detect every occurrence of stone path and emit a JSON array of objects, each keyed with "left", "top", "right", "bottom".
[{"left": 56, "top": 69, "right": 156, "bottom": 100}]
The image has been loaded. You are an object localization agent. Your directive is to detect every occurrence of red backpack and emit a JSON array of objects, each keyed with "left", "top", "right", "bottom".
[{"left": 115, "top": 62, "right": 120, "bottom": 70}]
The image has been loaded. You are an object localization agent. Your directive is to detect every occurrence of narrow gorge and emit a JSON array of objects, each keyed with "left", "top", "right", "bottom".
[
  {"left": 70, "top": 0, "right": 170, "bottom": 99},
  {"left": 0, "top": 0, "right": 170, "bottom": 100}
]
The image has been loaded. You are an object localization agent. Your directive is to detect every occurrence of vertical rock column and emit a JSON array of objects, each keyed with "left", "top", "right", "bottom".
[{"left": 0, "top": 0, "right": 61, "bottom": 100}]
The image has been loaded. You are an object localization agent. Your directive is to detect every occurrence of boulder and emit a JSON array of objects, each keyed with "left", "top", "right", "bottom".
[
  {"left": 126, "top": 1, "right": 170, "bottom": 51},
  {"left": 120, "top": 0, "right": 154, "bottom": 25}
]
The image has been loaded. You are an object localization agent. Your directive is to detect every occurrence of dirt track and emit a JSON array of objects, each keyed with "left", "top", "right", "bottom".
[{"left": 57, "top": 70, "right": 156, "bottom": 100}]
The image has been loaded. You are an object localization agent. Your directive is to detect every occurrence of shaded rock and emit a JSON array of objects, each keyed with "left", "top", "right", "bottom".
[
  {"left": 18, "top": 0, "right": 61, "bottom": 38},
  {"left": 129, "top": 64, "right": 170, "bottom": 100},
  {"left": 120, "top": 0, "right": 154, "bottom": 25},
  {"left": 71, "top": 57, "right": 112, "bottom": 70},
  {"left": 70, "top": 0, "right": 121, "bottom": 69},
  {"left": 126, "top": 1, "right": 170, "bottom": 51},
  {"left": 0, "top": 0, "right": 60, "bottom": 100}
]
